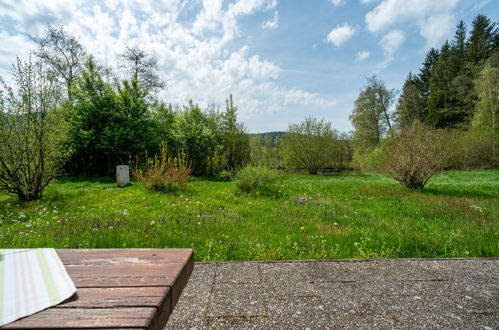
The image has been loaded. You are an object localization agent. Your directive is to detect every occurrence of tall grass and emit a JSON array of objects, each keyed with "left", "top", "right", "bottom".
[{"left": 0, "top": 170, "right": 497, "bottom": 261}]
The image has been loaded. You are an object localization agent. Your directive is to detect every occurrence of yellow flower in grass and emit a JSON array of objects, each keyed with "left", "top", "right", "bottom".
[{"left": 300, "top": 226, "right": 305, "bottom": 231}]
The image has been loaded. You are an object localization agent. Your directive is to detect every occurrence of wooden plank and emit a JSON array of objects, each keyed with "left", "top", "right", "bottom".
[
  {"left": 71, "top": 277, "right": 176, "bottom": 288},
  {"left": 57, "top": 249, "right": 192, "bottom": 263},
  {"left": 64, "top": 263, "right": 183, "bottom": 278},
  {"left": 3, "top": 307, "right": 156, "bottom": 329},
  {"left": 59, "top": 257, "right": 189, "bottom": 266},
  {"left": 170, "top": 250, "right": 195, "bottom": 310},
  {"left": 159, "top": 250, "right": 194, "bottom": 326},
  {"left": 55, "top": 287, "right": 170, "bottom": 309},
  {"left": 4, "top": 249, "right": 193, "bottom": 330}
]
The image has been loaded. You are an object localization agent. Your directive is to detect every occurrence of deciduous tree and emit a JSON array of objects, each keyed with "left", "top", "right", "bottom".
[
  {"left": 33, "top": 25, "right": 86, "bottom": 101},
  {"left": 0, "top": 59, "right": 70, "bottom": 200}
]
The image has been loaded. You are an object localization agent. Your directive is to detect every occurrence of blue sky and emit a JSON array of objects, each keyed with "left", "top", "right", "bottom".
[{"left": 0, "top": 0, "right": 497, "bottom": 133}]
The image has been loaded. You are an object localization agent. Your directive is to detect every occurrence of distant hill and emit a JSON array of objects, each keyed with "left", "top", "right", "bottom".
[{"left": 248, "top": 131, "right": 286, "bottom": 146}]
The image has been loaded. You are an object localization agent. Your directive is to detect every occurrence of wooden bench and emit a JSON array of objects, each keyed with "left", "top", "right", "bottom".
[{"left": 3, "top": 249, "right": 194, "bottom": 330}]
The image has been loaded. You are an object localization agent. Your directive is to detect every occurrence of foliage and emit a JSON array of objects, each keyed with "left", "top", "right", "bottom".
[
  {"left": 458, "top": 131, "right": 496, "bottom": 169},
  {"left": 382, "top": 122, "right": 455, "bottom": 190},
  {"left": 458, "top": 63, "right": 499, "bottom": 168},
  {"left": 466, "top": 15, "right": 498, "bottom": 66},
  {"left": 132, "top": 143, "right": 190, "bottom": 192},
  {"left": 172, "top": 96, "right": 250, "bottom": 177},
  {"left": 396, "top": 15, "right": 498, "bottom": 131},
  {"left": 66, "top": 59, "right": 159, "bottom": 176},
  {"left": 0, "top": 59, "right": 71, "bottom": 200},
  {"left": 352, "top": 146, "right": 384, "bottom": 173},
  {"left": 32, "top": 25, "right": 87, "bottom": 101},
  {"left": 329, "top": 132, "right": 353, "bottom": 170},
  {"left": 235, "top": 165, "right": 277, "bottom": 193},
  {"left": 220, "top": 95, "right": 250, "bottom": 171},
  {"left": 173, "top": 101, "right": 222, "bottom": 176},
  {"left": 216, "top": 169, "right": 235, "bottom": 181},
  {"left": 282, "top": 117, "right": 336, "bottom": 175},
  {"left": 119, "top": 46, "right": 165, "bottom": 93},
  {"left": 350, "top": 76, "right": 394, "bottom": 149},
  {"left": 249, "top": 134, "right": 283, "bottom": 168},
  {"left": 1, "top": 170, "right": 497, "bottom": 260},
  {"left": 395, "top": 73, "right": 426, "bottom": 130}
]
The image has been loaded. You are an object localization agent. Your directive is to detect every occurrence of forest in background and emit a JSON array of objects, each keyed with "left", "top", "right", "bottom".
[{"left": 0, "top": 14, "right": 497, "bottom": 201}]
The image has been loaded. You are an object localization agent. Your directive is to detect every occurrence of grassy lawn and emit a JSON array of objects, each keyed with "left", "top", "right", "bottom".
[{"left": 0, "top": 170, "right": 497, "bottom": 261}]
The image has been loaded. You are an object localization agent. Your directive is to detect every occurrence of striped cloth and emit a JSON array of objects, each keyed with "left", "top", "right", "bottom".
[{"left": 0, "top": 249, "right": 77, "bottom": 326}]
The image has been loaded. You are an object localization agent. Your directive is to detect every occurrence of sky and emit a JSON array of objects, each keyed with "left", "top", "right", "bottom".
[{"left": 0, "top": 0, "right": 497, "bottom": 133}]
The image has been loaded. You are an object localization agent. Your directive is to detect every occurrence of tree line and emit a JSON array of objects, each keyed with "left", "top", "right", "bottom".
[
  {"left": 1, "top": 15, "right": 496, "bottom": 200},
  {"left": 0, "top": 25, "right": 251, "bottom": 200},
  {"left": 350, "top": 14, "right": 498, "bottom": 173}
]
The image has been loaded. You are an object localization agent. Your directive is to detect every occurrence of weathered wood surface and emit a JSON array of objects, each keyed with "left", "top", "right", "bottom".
[{"left": 3, "top": 249, "right": 194, "bottom": 330}]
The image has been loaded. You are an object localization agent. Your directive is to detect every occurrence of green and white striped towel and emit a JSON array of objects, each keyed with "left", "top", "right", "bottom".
[{"left": 0, "top": 249, "right": 77, "bottom": 326}]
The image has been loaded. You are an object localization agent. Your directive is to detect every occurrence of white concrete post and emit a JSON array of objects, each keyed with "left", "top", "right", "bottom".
[{"left": 116, "top": 165, "right": 130, "bottom": 187}]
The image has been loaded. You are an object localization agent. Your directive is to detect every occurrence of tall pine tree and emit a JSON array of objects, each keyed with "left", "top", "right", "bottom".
[
  {"left": 466, "top": 15, "right": 498, "bottom": 66},
  {"left": 395, "top": 73, "right": 425, "bottom": 130}
]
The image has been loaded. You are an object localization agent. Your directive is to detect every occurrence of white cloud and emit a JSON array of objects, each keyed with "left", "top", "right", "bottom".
[
  {"left": 355, "top": 50, "right": 370, "bottom": 62},
  {"left": 262, "top": 11, "right": 279, "bottom": 29},
  {"left": 380, "top": 30, "right": 405, "bottom": 56},
  {"left": 331, "top": 0, "right": 346, "bottom": 6},
  {"left": 326, "top": 23, "right": 356, "bottom": 46},
  {"left": 377, "top": 29, "right": 404, "bottom": 69},
  {"left": 365, "top": 0, "right": 458, "bottom": 48},
  {"left": 0, "top": 0, "right": 336, "bottom": 131}
]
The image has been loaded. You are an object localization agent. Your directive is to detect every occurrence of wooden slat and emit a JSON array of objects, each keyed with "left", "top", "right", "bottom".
[
  {"left": 55, "top": 287, "right": 170, "bottom": 309},
  {"left": 71, "top": 277, "right": 176, "bottom": 288},
  {"left": 57, "top": 249, "right": 192, "bottom": 263},
  {"left": 64, "top": 263, "right": 183, "bottom": 278},
  {"left": 3, "top": 308, "right": 156, "bottom": 329},
  {"left": 170, "top": 251, "right": 195, "bottom": 310},
  {"left": 3, "top": 249, "right": 193, "bottom": 330}
]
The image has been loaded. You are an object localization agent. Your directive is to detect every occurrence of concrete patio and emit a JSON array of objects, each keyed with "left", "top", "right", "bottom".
[{"left": 166, "top": 258, "right": 498, "bottom": 329}]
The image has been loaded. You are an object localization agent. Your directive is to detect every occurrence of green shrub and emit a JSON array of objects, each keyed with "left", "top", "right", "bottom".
[
  {"left": 235, "top": 165, "right": 277, "bottom": 193},
  {"left": 132, "top": 143, "right": 191, "bottom": 192},
  {"left": 353, "top": 146, "right": 384, "bottom": 173},
  {"left": 382, "top": 122, "right": 454, "bottom": 190},
  {"left": 216, "top": 169, "right": 235, "bottom": 181}
]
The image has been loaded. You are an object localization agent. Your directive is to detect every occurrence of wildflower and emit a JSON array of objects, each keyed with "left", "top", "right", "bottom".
[
  {"left": 63, "top": 244, "right": 69, "bottom": 248},
  {"left": 300, "top": 226, "right": 305, "bottom": 230},
  {"left": 470, "top": 205, "right": 484, "bottom": 213},
  {"left": 150, "top": 221, "right": 155, "bottom": 225}
]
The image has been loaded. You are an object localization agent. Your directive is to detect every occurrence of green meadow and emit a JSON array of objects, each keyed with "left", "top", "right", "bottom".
[{"left": 0, "top": 170, "right": 497, "bottom": 261}]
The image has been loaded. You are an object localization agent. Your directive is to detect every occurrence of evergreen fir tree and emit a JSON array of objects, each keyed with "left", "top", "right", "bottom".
[
  {"left": 395, "top": 73, "right": 425, "bottom": 130},
  {"left": 466, "top": 14, "right": 498, "bottom": 66}
]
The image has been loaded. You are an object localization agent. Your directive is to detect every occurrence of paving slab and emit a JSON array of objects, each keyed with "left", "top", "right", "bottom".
[{"left": 165, "top": 259, "right": 498, "bottom": 329}]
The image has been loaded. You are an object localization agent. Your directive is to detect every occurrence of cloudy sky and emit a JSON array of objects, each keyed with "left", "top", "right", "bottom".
[{"left": 0, "top": 0, "right": 497, "bottom": 132}]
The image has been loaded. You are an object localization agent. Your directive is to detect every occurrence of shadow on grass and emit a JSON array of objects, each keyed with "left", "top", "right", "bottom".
[
  {"left": 189, "top": 176, "right": 230, "bottom": 183},
  {"left": 56, "top": 176, "right": 115, "bottom": 184},
  {"left": 423, "top": 186, "right": 498, "bottom": 199}
]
